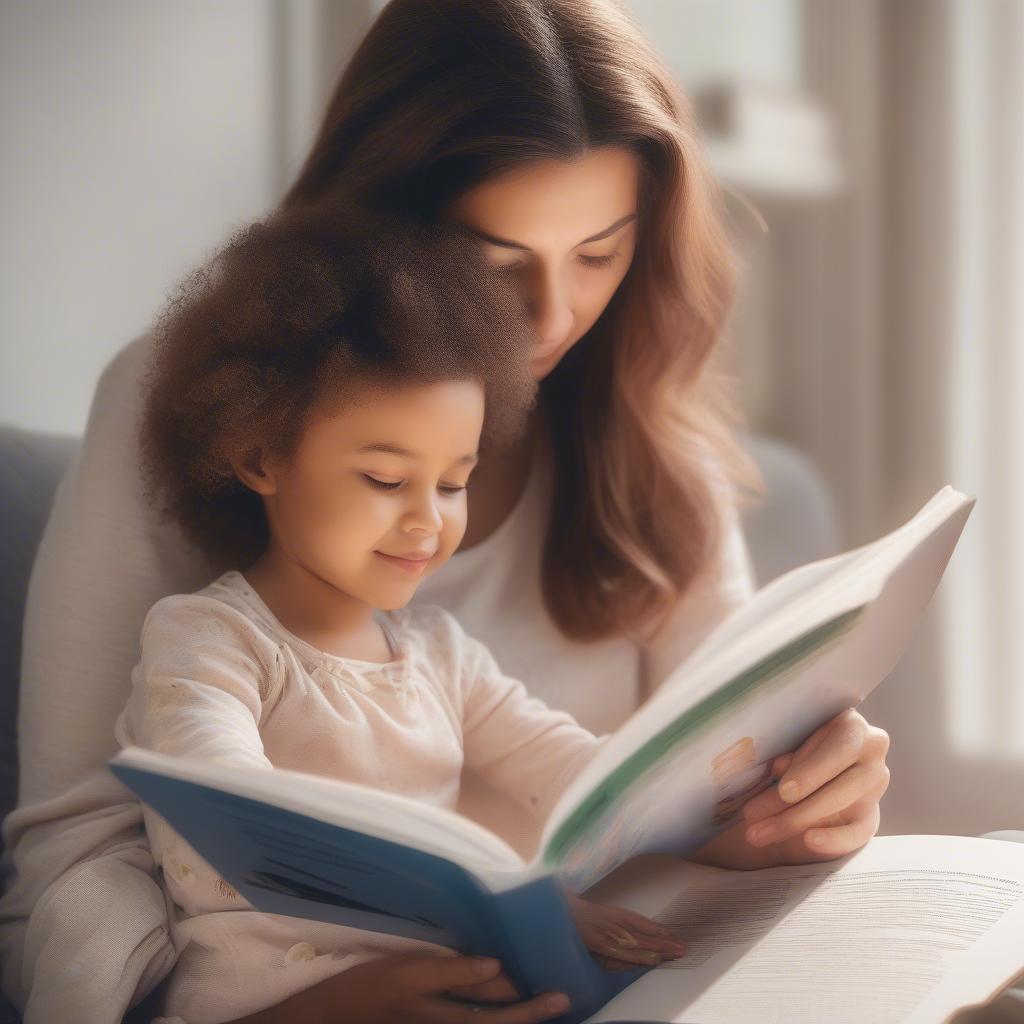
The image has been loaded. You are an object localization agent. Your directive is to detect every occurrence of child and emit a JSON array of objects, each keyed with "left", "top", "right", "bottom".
[{"left": 115, "top": 208, "right": 687, "bottom": 1024}]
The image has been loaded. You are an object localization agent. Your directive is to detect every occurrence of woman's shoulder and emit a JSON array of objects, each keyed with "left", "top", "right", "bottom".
[
  {"left": 81, "top": 335, "right": 157, "bottom": 438},
  {"left": 95, "top": 333, "right": 154, "bottom": 397}
]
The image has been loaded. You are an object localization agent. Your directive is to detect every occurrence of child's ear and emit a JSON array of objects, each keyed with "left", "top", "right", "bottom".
[{"left": 231, "top": 448, "right": 278, "bottom": 496}]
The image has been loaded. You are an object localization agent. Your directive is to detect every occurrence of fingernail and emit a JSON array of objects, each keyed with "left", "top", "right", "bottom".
[
  {"left": 473, "top": 957, "right": 497, "bottom": 975},
  {"left": 808, "top": 831, "right": 826, "bottom": 848},
  {"left": 546, "top": 993, "right": 570, "bottom": 1012},
  {"left": 780, "top": 781, "right": 800, "bottom": 802},
  {"left": 748, "top": 823, "right": 775, "bottom": 845},
  {"left": 654, "top": 924, "right": 675, "bottom": 937},
  {"left": 608, "top": 926, "right": 638, "bottom": 948}
]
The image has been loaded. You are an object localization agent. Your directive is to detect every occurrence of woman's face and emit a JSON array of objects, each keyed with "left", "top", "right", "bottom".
[{"left": 448, "top": 146, "right": 640, "bottom": 380}]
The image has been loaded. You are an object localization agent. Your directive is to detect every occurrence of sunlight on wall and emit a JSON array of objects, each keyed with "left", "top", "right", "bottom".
[{"left": 944, "top": 0, "right": 1024, "bottom": 760}]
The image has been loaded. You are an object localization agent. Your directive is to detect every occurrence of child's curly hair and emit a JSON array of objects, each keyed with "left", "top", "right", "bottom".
[{"left": 140, "top": 205, "right": 536, "bottom": 569}]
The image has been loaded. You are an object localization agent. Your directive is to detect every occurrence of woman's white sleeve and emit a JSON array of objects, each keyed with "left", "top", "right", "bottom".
[
  {"left": 641, "top": 498, "right": 757, "bottom": 695},
  {"left": 0, "top": 336, "right": 211, "bottom": 1023}
]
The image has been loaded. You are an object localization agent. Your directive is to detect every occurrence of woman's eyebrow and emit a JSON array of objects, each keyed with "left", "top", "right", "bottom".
[
  {"left": 462, "top": 213, "right": 637, "bottom": 251},
  {"left": 357, "top": 442, "right": 478, "bottom": 466}
]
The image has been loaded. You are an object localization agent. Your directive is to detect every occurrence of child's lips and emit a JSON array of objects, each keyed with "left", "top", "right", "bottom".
[{"left": 374, "top": 551, "right": 434, "bottom": 575}]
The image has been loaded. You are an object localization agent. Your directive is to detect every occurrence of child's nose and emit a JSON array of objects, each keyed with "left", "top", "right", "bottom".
[{"left": 402, "top": 492, "right": 443, "bottom": 534}]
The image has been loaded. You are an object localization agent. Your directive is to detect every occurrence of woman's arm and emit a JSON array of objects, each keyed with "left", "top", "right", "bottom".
[{"left": 0, "top": 337, "right": 210, "bottom": 1021}]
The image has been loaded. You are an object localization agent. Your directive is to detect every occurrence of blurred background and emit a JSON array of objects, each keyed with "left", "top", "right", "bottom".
[{"left": 1, "top": 0, "right": 1021, "bottom": 840}]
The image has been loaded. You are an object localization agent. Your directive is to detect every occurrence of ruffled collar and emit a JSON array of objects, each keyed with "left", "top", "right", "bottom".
[{"left": 216, "top": 571, "right": 412, "bottom": 693}]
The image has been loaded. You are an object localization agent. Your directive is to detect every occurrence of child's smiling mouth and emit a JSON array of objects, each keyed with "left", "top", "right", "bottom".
[{"left": 374, "top": 550, "right": 435, "bottom": 575}]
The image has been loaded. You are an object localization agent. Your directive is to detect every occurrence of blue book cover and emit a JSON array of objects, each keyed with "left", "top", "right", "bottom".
[{"left": 108, "top": 757, "right": 644, "bottom": 1023}]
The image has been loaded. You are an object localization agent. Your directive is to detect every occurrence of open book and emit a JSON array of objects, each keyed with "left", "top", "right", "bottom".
[
  {"left": 110, "top": 486, "right": 983, "bottom": 1023},
  {"left": 585, "top": 835, "right": 1024, "bottom": 1023}
]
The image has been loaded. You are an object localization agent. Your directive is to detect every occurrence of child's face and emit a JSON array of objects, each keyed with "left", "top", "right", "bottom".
[{"left": 257, "top": 380, "right": 483, "bottom": 610}]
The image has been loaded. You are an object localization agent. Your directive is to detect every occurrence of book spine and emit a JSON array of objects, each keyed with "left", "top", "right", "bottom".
[{"left": 489, "top": 878, "right": 646, "bottom": 1024}]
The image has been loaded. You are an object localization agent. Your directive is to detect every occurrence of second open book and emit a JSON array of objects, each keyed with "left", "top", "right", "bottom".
[{"left": 111, "top": 486, "right": 975, "bottom": 1023}]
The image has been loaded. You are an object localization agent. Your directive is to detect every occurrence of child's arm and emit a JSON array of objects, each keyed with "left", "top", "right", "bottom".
[
  {"left": 450, "top": 616, "right": 688, "bottom": 970},
  {"left": 115, "top": 594, "right": 280, "bottom": 916},
  {"left": 454, "top": 626, "right": 601, "bottom": 826},
  {"left": 117, "top": 594, "right": 279, "bottom": 772}
]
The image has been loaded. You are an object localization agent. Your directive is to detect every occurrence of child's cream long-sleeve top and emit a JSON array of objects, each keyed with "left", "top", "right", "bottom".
[{"left": 113, "top": 570, "right": 602, "bottom": 1024}]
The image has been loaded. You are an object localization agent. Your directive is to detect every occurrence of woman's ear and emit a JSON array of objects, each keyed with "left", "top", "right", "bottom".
[{"left": 231, "top": 448, "right": 279, "bottom": 496}]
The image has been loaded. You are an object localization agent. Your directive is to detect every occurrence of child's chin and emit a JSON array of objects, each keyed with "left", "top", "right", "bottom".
[{"left": 372, "top": 584, "right": 419, "bottom": 612}]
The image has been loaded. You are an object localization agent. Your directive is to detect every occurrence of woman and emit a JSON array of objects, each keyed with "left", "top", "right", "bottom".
[{"left": 0, "top": 2, "right": 891, "bottom": 1022}]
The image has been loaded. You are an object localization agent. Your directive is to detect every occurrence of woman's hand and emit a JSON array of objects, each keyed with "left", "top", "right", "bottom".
[
  {"left": 224, "top": 952, "right": 570, "bottom": 1024},
  {"left": 693, "top": 709, "right": 891, "bottom": 870},
  {"left": 565, "top": 893, "right": 688, "bottom": 972}
]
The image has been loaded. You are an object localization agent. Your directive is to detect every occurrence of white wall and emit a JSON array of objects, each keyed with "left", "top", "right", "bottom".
[
  {"left": 0, "top": 1, "right": 279, "bottom": 435},
  {"left": 0, "top": 0, "right": 378, "bottom": 438},
  {"left": 0, "top": 0, "right": 795, "bottom": 439},
  {"left": 629, "top": 0, "right": 801, "bottom": 91}
]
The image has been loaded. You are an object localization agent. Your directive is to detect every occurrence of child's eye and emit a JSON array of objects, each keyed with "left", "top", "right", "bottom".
[
  {"left": 577, "top": 251, "right": 619, "bottom": 269},
  {"left": 438, "top": 483, "right": 468, "bottom": 497},
  {"left": 362, "top": 475, "right": 404, "bottom": 491}
]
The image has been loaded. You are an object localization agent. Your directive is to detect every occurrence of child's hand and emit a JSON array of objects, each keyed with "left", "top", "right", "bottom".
[
  {"left": 565, "top": 893, "right": 688, "bottom": 972},
  {"left": 226, "top": 952, "right": 570, "bottom": 1024}
]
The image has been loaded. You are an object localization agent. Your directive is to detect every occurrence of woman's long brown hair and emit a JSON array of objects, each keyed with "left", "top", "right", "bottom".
[{"left": 283, "top": 0, "right": 754, "bottom": 643}]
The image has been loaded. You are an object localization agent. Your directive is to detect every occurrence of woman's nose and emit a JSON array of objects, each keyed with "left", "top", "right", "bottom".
[{"left": 526, "top": 268, "right": 574, "bottom": 350}]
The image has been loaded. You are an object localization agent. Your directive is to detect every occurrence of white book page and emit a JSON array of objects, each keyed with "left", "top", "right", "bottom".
[{"left": 583, "top": 835, "right": 1024, "bottom": 1024}]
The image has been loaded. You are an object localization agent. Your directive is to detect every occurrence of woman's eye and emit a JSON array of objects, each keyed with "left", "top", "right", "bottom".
[
  {"left": 363, "top": 475, "right": 404, "bottom": 491},
  {"left": 577, "top": 251, "right": 619, "bottom": 269}
]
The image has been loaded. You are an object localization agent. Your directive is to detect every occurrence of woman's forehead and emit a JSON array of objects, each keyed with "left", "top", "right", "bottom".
[{"left": 448, "top": 146, "right": 640, "bottom": 251}]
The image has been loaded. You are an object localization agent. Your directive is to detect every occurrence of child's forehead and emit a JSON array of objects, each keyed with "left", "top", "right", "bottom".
[{"left": 302, "top": 378, "right": 485, "bottom": 456}]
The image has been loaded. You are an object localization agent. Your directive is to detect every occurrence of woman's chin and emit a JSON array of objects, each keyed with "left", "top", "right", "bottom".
[
  {"left": 530, "top": 334, "right": 586, "bottom": 379},
  {"left": 530, "top": 349, "right": 566, "bottom": 380}
]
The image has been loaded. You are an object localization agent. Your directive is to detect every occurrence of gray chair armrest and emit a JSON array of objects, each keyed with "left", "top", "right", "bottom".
[
  {"left": 0, "top": 427, "right": 80, "bottom": 846},
  {"left": 740, "top": 433, "right": 842, "bottom": 587}
]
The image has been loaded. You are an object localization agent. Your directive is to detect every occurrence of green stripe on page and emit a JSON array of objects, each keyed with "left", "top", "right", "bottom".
[{"left": 542, "top": 605, "right": 866, "bottom": 866}]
